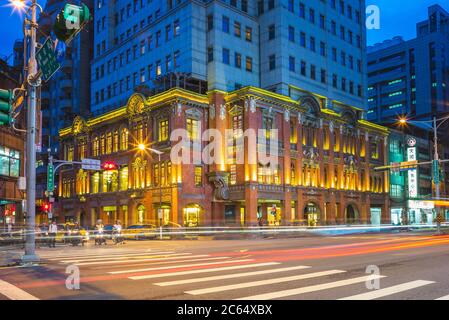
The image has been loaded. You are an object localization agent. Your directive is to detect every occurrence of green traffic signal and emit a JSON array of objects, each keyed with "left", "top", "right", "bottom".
[
  {"left": 53, "top": 3, "right": 91, "bottom": 43},
  {"left": 0, "top": 88, "right": 13, "bottom": 126}
]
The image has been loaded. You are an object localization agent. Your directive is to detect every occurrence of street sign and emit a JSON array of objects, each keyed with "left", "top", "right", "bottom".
[
  {"left": 47, "top": 164, "right": 55, "bottom": 192},
  {"left": 36, "top": 38, "right": 61, "bottom": 82},
  {"left": 399, "top": 160, "right": 419, "bottom": 171},
  {"left": 82, "top": 158, "right": 101, "bottom": 171}
]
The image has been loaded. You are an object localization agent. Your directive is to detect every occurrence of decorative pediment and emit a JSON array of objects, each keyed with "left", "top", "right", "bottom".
[
  {"left": 72, "top": 116, "right": 88, "bottom": 135},
  {"left": 341, "top": 110, "right": 358, "bottom": 127},
  {"left": 126, "top": 93, "right": 146, "bottom": 116},
  {"left": 185, "top": 107, "right": 203, "bottom": 120},
  {"left": 229, "top": 104, "right": 243, "bottom": 116},
  {"left": 298, "top": 95, "right": 320, "bottom": 117}
]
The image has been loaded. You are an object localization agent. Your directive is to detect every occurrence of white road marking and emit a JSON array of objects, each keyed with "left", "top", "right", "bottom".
[
  {"left": 109, "top": 259, "right": 254, "bottom": 275},
  {"left": 46, "top": 250, "right": 175, "bottom": 261},
  {"left": 60, "top": 252, "right": 188, "bottom": 263},
  {"left": 339, "top": 280, "right": 435, "bottom": 300},
  {"left": 156, "top": 265, "right": 311, "bottom": 286},
  {"left": 185, "top": 270, "right": 346, "bottom": 296},
  {"left": 129, "top": 262, "right": 280, "bottom": 280},
  {"left": 0, "top": 280, "right": 39, "bottom": 300},
  {"left": 46, "top": 251, "right": 172, "bottom": 261},
  {"left": 105, "top": 256, "right": 231, "bottom": 268},
  {"left": 73, "top": 254, "right": 205, "bottom": 266},
  {"left": 236, "top": 275, "right": 386, "bottom": 300},
  {"left": 436, "top": 294, "right": 449, "bottom": 300}
]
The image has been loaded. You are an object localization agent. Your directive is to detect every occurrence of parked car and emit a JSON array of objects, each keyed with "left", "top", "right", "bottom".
[{"left": 123, "top": 224, "right": 157, "bottom": 240}]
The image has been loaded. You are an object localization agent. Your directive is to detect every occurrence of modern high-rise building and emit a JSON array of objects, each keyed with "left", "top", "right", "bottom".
[
  {"left": 91, "top": 0, "right": 367, "bottom": 115},
  {"left": 367, "top": 4, "right": 449, "bottom": 124}
]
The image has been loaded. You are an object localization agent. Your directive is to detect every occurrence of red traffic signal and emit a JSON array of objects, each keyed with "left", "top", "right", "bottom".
[
  {"left": 42, "top": 203, "right": 51, "bottom": 212},
  {"left": 102, "top": 162, "right": 117, "bottom": 171}
]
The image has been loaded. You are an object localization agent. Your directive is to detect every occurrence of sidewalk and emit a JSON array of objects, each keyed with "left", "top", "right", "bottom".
[{"left": 0, "top": 246, "right": 21, "bottom": 267}]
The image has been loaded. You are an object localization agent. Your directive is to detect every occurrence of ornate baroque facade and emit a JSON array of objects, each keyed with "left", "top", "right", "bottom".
[{"left": 56, "top": 86, "right": 390, "bottom": 227}]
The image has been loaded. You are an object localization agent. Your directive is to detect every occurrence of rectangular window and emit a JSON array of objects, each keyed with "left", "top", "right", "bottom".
[
  {"left": 235, "top": 52, "right": 242, "bottom": 68},
  {"left": 194, "top": 166, "right": 203, "bottom": 187},
  {"left": 0, "top": 146, "right": 20, "bottom": 177},
  {"left": 222, "top": 16, "right": 230, "bottom": 33},
  {"left": 222, "top": 48, "right": 230, "bottom": 65},
  {"left": 159, "top": 119, "right": 169, "bottom": 141},
  {"left": 246, "top": 56, "right": 253, "bottom": 72},
  {"left": 289, "top": 56, "right": 295, "bottom": 72},
  {"left": 186, "top": 118, "right": 199, "bottom": 141},
  {"left": 269, "top": 54, "right": 276, "bottom": 70}
]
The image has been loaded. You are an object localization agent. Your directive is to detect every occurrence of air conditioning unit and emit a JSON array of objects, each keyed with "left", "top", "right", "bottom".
[{"left": 18, "top": 177, "right": 26, "bottom": 191}]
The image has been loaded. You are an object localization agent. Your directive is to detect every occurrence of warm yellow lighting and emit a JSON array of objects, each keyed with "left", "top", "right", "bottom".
[
  {"left": 6, "top": 0, "right": 28, "bottom": 15},
  {"left": 138, "top": 143, "right": 146, "bottom": 151},
  {"left": 10, "top": 0, "right": 26, "bottom": 9},
  {"left": 399, "top": 117, "right": 407, "bottom": 125}
]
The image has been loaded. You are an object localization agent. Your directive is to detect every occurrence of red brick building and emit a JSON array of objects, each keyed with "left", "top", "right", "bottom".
[
  {"left": 0, "top": 58, "right": 25, "bottom": 227},
  {"left": 56, "top": 86, "right": 390, "bottom": 227}
]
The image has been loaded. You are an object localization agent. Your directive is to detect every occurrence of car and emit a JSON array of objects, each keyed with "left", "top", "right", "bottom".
[{"left": 123, "top": 224, "right": 157, "bottom": 240}]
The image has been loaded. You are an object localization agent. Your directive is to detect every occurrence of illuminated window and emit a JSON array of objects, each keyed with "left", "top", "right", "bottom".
[
  {"left": 66, "top": 145, "right": 74, "bottom": 162},
  {"left": 91, "top": 172, "right": 100, "bottom": 193},
  {"left": 291, "top": 163, "right": 296, "bottom": 185},
  {"left": 113, "top": 130, "right": 119, "bottom": 153},
  {"left": 230, "top": 164, "right": 237, "bottom": 185},
  {"left": 186, "top": 118, "right": 199, "bottom": 141},
  {"left": 0, "top": 146, "right": 20, "bottom": 178},
  {"left": 137, "top": 123, "right": 144, "bottom": 144},
  {"left": 106, "top": 132, "right": 112, "bottom": 154},
  {"left": 167, "top": 161, "right": 172, "bottom": 185},
  {"left": 120, "top": 127, "right": 128, "bottom": 151},
  {"left": 93, "top": 137, "right": 99, "bottom": 157},
  {"left": 370, "top": 142, "right": 379, "bottom": 160},
  {"left": 120, "top": 166, "right": 128, "bottom": 191},
  {"left": 161, "top": 162, "right": 166, "bottom": 186},
  {"left": 153, "top": 163, "right": 159, "bottom": 186},
  {"left": 159, "top": 119, "right": 169, "bottom": 141},
  {"left": 194, "top": 166, "right": 203, "bottom": 186},
  {"left": 100, "top": 134, "right": 106, "bottom": 155}
]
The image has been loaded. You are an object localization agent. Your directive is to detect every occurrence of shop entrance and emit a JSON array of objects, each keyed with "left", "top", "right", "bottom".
[
  {"left": 304, "top": 203, "right": 320, "bottom": 226},
  {"left": 345, "top": 204, "right": 360, "bottom": 224},
  {"left": 103, "top": 206, "right": 117, "bottom": 225},
  {"left": 183, "top": 204, "right": 202, "bottom": 227},
  {"left": 267, "top": 204, "right": 282, "bottom": 226}
]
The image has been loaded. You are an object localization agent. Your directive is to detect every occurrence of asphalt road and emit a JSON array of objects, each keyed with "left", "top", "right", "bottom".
[{"left": 1, "top": 233, "right": 449, "bottom": 300}]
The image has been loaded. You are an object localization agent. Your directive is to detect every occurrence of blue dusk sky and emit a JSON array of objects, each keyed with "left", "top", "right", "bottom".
[{"left": 0, "top": 0, "right": 447, "bottom": 62}]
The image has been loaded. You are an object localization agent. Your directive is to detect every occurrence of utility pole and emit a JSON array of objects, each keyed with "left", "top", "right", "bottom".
[
  {"left": 22, "top": 0, "right": 40, "bottom": 264},
  {"left": 433, "top": 116, "right": 442, "bottom": 234}
]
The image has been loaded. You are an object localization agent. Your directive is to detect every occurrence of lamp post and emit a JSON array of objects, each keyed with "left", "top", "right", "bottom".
[
  {"left": 14, "top": 0, "right": 42, "bottom": 264},
  {"left": 399, "top": 115, "right": 449, "bottom": 234},
  {"left": 138, "top": 144, "right": 164, "bottom": 239}
]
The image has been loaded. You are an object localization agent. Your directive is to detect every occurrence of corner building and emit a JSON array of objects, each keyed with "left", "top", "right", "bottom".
[{"left": 58, "top": 86, "right": 389, "bottom": 227}]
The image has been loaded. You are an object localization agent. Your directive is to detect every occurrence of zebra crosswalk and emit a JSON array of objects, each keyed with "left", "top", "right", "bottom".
[{"left": 43, "top": 249, "right": 449, "bottom": 301}]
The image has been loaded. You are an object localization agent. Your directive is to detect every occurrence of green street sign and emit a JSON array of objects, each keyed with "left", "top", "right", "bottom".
[
  {"left": 433, "top": 160, "right": 440, "bottom": 184},
  {"left": 47, "top": 164, "right": 55, "bottom": 192},
  {"left": 36, "top": 38, "right": 60, "bottom": 82}
]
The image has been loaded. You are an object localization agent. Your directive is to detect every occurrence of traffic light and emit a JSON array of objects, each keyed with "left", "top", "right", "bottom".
[
  {"left": 53, "top": 3, "right": 91, "bottom": 44},
  {"left": 0, "top": 89, "right": 13, "bottom": 126},
  {"left": 102, "top": 162, "right": 117, "bottom": 171},
  {"left": 42, "top": 202, "right": 51, "bottom": 213}
]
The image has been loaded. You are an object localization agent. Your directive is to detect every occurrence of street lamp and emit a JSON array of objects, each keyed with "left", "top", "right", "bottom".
[
  {"left": 10, "top": 0, "right": 41, "bottom": 264},
  {"left": 398, "top": 114, "right": 449, "bottom": 233},
  {"left": 138, "top": 144, "right": 164, "bottom": 234}
]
